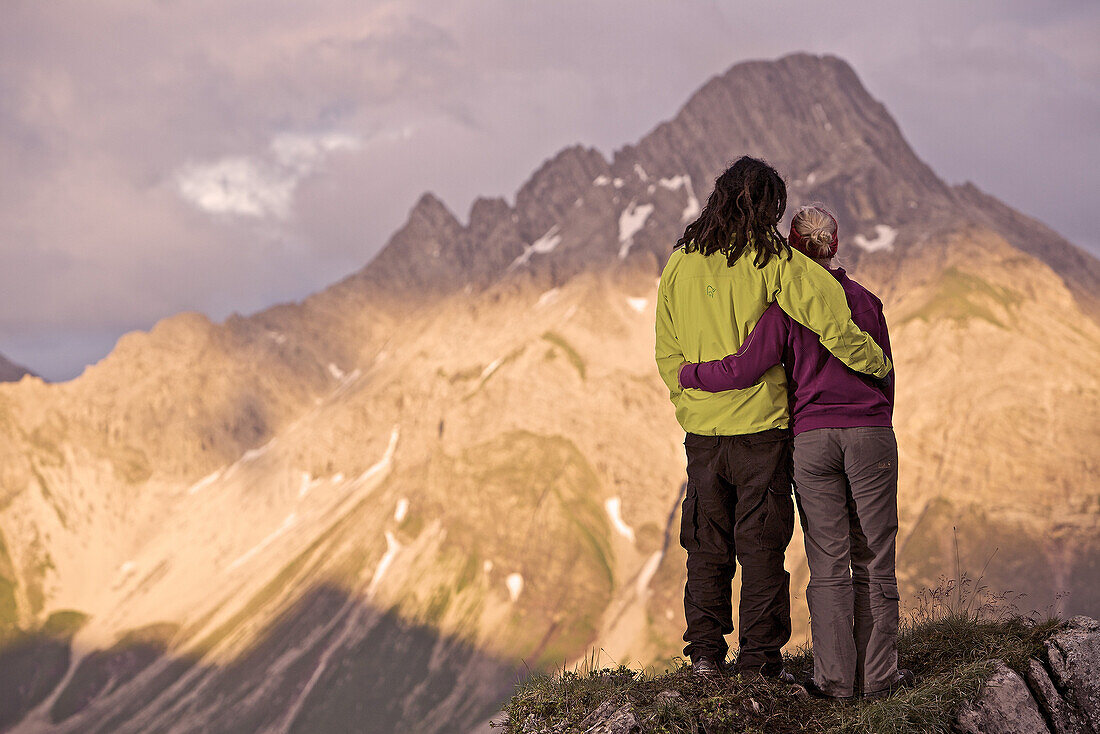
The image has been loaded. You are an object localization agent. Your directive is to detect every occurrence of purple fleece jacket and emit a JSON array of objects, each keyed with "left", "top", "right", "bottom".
[{"left": 679, "top": 268, "right": 894, "bottom": 436}]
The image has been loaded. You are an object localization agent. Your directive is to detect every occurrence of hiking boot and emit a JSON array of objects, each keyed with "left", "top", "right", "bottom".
[
  {"left": 690, "top": 655, "right": 726, "bottom": 678},
  {"left": 801, "top": 675, "right": 856, "bottom": 701},
  {"left": 862, "top": 668, "right": 915, "bottom": 699}
]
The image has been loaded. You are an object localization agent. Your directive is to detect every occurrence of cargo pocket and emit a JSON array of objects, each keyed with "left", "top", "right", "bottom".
[
  {"left": 759, "top": 487, "right": 795, "bottom": 551},
  {"left": 878, "top": 582, "right": 900, "bottom": 636},
  {"left": 679, "top": 485, "right": 699, "bottom": 552}
]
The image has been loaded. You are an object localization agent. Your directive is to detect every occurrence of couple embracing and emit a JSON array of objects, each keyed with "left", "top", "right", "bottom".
[{"left": 655, "top": 156, "right": 912, "bottom": 699}]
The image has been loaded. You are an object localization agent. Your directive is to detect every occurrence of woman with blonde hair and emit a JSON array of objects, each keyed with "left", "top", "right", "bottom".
[{"left": 678, "top": 204, "right": 912, "bottom": 699}]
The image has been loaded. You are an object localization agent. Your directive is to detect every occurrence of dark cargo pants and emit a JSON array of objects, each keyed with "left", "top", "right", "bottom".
[
  {"left": 793, "top": 426, "right": 900, "bottom": 697},
  {"left": 680, "top": 428, "right": 795, "bottom": 672}
]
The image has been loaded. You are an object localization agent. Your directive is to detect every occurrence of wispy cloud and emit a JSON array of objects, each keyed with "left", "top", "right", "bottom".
[{"left": 176, "top": 132, "right": 361, "bottom": 219}]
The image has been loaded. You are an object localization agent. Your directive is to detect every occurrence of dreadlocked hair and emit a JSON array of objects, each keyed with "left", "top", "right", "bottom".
[{"left": 676, "top": 156, "right": 791, "bottom": 267}]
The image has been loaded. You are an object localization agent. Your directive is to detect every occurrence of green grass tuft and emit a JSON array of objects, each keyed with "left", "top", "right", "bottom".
[
  {"left": 40, "top": 610, "right": 90, "bottom": 638},
  {"left": 497, "top": 598, "right": 1061, "bottom": 734},
  {"left": 901, "top": 267, "right": 1022, "bottom": 329},
  {"left": 541, "top": 332, "right": 586, "bottom": 380}
]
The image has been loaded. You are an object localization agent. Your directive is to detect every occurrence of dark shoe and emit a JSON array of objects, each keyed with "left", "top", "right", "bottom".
[
  {"left": 801, "top": 675, "right": 856, "bottom": 701},
  {"left": 690, "top": 655, "right": 726, "bottom": 678},
  {"left": 862, "top": 668, "right": 915, "bottom": 699}
]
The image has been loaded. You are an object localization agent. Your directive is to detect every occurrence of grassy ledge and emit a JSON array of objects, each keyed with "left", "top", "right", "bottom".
[{"left": 495, "top": 612, "right": 1062, "bottom": 734}]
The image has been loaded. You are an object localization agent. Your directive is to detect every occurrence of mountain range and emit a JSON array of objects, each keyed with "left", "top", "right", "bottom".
[{"left": 0, "top": 53, "right": 1097, "bottom": 733}]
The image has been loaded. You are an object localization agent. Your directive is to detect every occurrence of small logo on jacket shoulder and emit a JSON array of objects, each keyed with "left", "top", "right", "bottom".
[{"left": 706, "top": 285, "right": 716, "bottom": 298}]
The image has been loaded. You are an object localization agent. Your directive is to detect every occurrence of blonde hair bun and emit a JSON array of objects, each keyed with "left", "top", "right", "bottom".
[{"left": 790, "top": 204, "right": 838, "bottom": 259}]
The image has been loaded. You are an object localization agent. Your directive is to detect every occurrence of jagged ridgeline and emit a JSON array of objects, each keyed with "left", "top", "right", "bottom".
[
  {"left": 0, "top": 352, "right": 34, "bottom": 383},
  {"left": 0, "top": 53, "right": 1097, "bottom": 733}
]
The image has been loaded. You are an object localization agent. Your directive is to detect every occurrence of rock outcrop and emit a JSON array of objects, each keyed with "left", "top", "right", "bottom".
[
  {"left": 547, "top": 618, "right": 1100, "bottom": 734},
  {"left": 954, "top": 617, "right": 1100, "bottom": 734},
  {"left": 954, "top": 662, "right": 1050, "bottom": 734},
  {"left": 1044, "top": 616, "right": 1100, "bottom": 732}
]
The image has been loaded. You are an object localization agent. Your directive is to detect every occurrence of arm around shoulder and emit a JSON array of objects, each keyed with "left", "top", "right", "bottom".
[{"left": 770, "top": 251, "right": 892, "bottom": 378}]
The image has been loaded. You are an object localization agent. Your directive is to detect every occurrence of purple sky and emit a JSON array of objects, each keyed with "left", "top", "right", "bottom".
[{"left": 3, "top": 0, "right": 1098, "bottom": 381}]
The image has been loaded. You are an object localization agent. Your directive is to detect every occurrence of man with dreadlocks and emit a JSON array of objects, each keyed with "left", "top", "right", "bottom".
[{"left": 655, "top": 156, "right": 892, "bottom": 680}]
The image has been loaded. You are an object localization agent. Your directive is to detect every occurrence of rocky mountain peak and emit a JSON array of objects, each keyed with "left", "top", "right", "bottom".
[
  {"left": 354, "top": 191, "right": 467, "bottom": 296},
  {"left": 513, "top": 145, "right": 610, "bottom": 241},
  {"left": 407, "top": 191, "right": 461, "bottom": 231},
  {"left": 467, "top": 196, "right": 511, "bottom": 231},
  {"left": 351, "top": 53, "right": 971, "bottom": 304},
  {"left": 0, "top": 352, "right": 34, "bottom": 383},
  {"left": 625, "top": 54, "right": 956, "bottom": 245}
]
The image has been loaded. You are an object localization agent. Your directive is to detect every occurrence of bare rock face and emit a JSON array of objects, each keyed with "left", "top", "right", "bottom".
[
  {"left": 577, "top": 700, "right": 641, "bottom": 734},
  {"left": 1026, "top": 658, "right": 1089, "bottom": 734},
  {"left": 954, "top": 662, "right": 1051, "bottom": 734},
  {"left": 954, "top": 182, "right": 1100, "bottom": 319},
  {"left": 358, "top": 192, "right": 468, "bottom": 295},
  {"left": 954, "top": 618, "right": 1100, "bottom": 734},
  {"left": 514, "top": 146, "right": 611, "bottom": 242},
  {"left": 1045, "top": 616, "right": 1100, "bottom": 732},
  {"left": 517, "top": 699, "right": 640, "bottom": 734},
  {"left": 628, "top": 54, "right": 956, "bottom": 243}
]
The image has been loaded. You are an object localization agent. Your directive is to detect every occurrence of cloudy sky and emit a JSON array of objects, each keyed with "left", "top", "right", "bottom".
[{"left": 3, "top": 0, "right": 1098, "bottom": 381}]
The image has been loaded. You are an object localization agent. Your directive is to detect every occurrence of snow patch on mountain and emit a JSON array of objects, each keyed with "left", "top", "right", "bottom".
[
  {"left": 633, "top": 163, "right": 649, "bottom": 182},
  {"left": 367, "top": 531, "right": 400, "bottom": 598},
  {"left": 356, "top": 427, "right": 400, "bottom": 486},
  {"left": 510, "top": 226, "right": 563, "bottom": 269},
  {"left": 298, "top": 471, "right": 312, "bottom": 498},
  {"left": 480, "top": 357, "right": 503, "bottom": 381},
  {"left": 227, "top": 513, "right": 298, "bottom": 571},
  {"left": 853, "top": 224, "right": 898, "bottom": 252},
  {"left": 618, "top": 202, "right": 655, "bottom": 259},
  {"left": 327, "top": 362, "right": 345, "bottom": 380},
  {"left": 187, "top": 469, "right": 223, "bottom": 495},
  {"left": 658, "top": 175, "right": 700, "bottom": 222},
  {"left": 593, "top": 175, "right": 611, "bottom": 186},
  {"left": 636, "top": 551, "right": 663, "bottom": 596},
  {"left": 506, "top": 573, "right": 524, "bottom": 603},
  {"left": 626, "top": 297, "right": 648, "bottom": 313},
  {"left": 241, "top": 438, "right": 276, "bottom": 463},
  {"left": 394, "top": 498, "right": 409, "bottom": 523},
  {"left": 605, "top": 497, "right": 636, "bottom": 543},
  {"left": 537, "top": 288, "right": 560, "bottom": 308},
  {"left": 336, "top": 369, "right": 361, "bottom": 391}
]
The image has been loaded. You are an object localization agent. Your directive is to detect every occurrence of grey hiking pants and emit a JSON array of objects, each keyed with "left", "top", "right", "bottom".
[{"left": 793, "top": 426, "right": 900, "bottom": 697}]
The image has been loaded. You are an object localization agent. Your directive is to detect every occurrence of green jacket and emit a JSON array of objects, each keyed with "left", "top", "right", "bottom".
[{"left": 655, "top": 246, "right": 892, "bottom": 435}]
